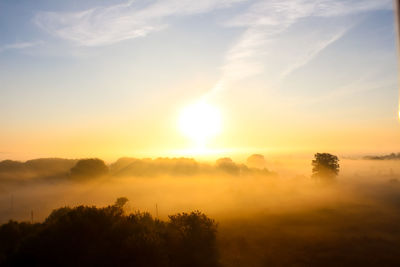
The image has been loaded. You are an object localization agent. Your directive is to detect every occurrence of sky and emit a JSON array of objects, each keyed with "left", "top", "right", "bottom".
[{"left": 0, "top": 0, "right": 399, "bottom": 161}]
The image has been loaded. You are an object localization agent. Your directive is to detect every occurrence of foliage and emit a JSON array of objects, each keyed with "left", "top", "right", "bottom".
[
  {"left": 246, "top": 154, "right": 267, "bottom": 169},
  {"left": 167, "top": 211, "right": 218, "bottom": 267},
  {"left": 364, "top": 152, "right": 400, "bottom": 160},
  {"left": 312, "top": 153, "right": 339, "bottom": 179},
  {"left": 70, "top": 158, "right": 108, "bottom": 179},
  {"left": 0, "top": 156, "right": 276, "bottom": 184},
  {"left": 216, "top": 158, "right": 240, "bottom": 175},
  {"left": 114, "top": 197, "right": 129, "bottom": 208},
  {"left": 0, "top": 158, "right": 77, "bottom": 182},
  {"left": 0, "top": 199, "right": 219, "bottom": 267}
]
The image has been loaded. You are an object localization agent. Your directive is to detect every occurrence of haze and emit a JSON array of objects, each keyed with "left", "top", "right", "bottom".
[{"left": 1, "top": 0, "right": 400, "bottom": 266}]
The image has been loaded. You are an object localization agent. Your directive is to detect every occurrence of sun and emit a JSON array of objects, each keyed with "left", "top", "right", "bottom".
[{"left": 179, "top": 101, "right": 222, "bottom": 146}]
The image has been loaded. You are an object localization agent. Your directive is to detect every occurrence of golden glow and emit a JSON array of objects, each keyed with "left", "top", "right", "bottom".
[{"left": 179, "top": 101, "right": 222, "bottom": 146}]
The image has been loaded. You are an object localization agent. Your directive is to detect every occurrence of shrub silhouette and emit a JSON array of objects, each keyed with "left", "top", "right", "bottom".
[
  {"left": 114, "top": 196, "right": 129, "bottom": 208},
  {"left": 312, "top": 153, "right": 339, "bottom": 179},
  {"left": 0, "top": 199, "right": 219, "bottom": 267},
  {"left": 167, "top": 211, "right": 218, "bottom": 267},
  {"left": 70, "top": 158, "right": 108, "bottom": 179}
]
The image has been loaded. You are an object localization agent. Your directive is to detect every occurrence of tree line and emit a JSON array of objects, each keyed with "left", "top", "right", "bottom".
[{"left": 0, "top": 153, "right": 340, "bottom": 183}]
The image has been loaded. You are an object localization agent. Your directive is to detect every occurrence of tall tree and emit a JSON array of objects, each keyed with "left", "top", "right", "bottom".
[{"left": 312, "top": 153, "right": 339, "bottom": 179}]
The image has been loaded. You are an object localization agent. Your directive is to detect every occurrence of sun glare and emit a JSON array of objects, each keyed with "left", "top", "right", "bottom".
[{"left": 179, "top": 101, "right": 222, "bottom": 146}]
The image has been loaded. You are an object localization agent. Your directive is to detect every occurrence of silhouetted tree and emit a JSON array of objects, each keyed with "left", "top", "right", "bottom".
[
  {"left": 246, "top": 154, "right": 267, "bottom": 169},
  {"left": 216, "top": 158, "right": 239, "bottom": 175},
  {"left": 0, "top": 199, "right": 219, "bottom": 267},
  {"left": 0, "top": 158, "right": 77, "bottom": 182},
  {"left": 364, "top": 152, "right": 400, "bottom": 160},
  {"left": 312, "top": 153, "right": 339, "bottom": 179},
  {"left": 70, "top": 158, "right": 108, "bottom": 179},
  {"left": 115, "top": 197, "right": 129, "bottom": 208}
]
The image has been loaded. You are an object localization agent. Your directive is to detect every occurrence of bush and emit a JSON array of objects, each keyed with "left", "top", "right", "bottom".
[
  {"left": 0, "top": 199, "right": 219, "bottom": 267},
  {"left": 167, "top": 211, "right": 218, "bottom": 267}
]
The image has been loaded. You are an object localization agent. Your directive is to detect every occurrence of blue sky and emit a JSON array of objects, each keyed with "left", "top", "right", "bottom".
[{"left": 0, "top": 0, "right": 398, "bottom": 160}]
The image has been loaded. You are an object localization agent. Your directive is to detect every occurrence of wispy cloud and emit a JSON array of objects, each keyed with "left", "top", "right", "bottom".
[
  {"left": 0, "top": 41, "right": 43, "bottom": 53},
  {"left": 205, "top": 0, "right": 392, "bottom": 98},
  {"left": 33, "top": 0, "right": 392, "bottom": 100},
  {"left": 34, "top": 0, "right": 246, "bottom": 47},
  {"left": 278, "top": 27, "right": 350, "bottom": 80}
]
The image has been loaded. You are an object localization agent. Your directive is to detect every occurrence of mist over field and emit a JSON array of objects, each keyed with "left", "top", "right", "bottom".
[
  {"left": 2, "top": 0, "right": 400, "bottom": 265},
  {"left": 1, "top": 154, "right": 400, "bottom": 266}
]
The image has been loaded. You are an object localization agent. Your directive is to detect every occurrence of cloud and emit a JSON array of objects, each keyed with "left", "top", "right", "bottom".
[
  {"left": 33, "top": 0, "right": 392, "bottom": 99},
  {"left": 0, "top": 41, "right": 43, "bottom": 53},
  {"left": 278, "top": 27, "right": 350, "bottom": 80},
  {"left": 205, "top": 0, "right": 392, "bottom": 98},
  {"left": 34, "top": 0, "right": 246, "bottom": 47}
]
